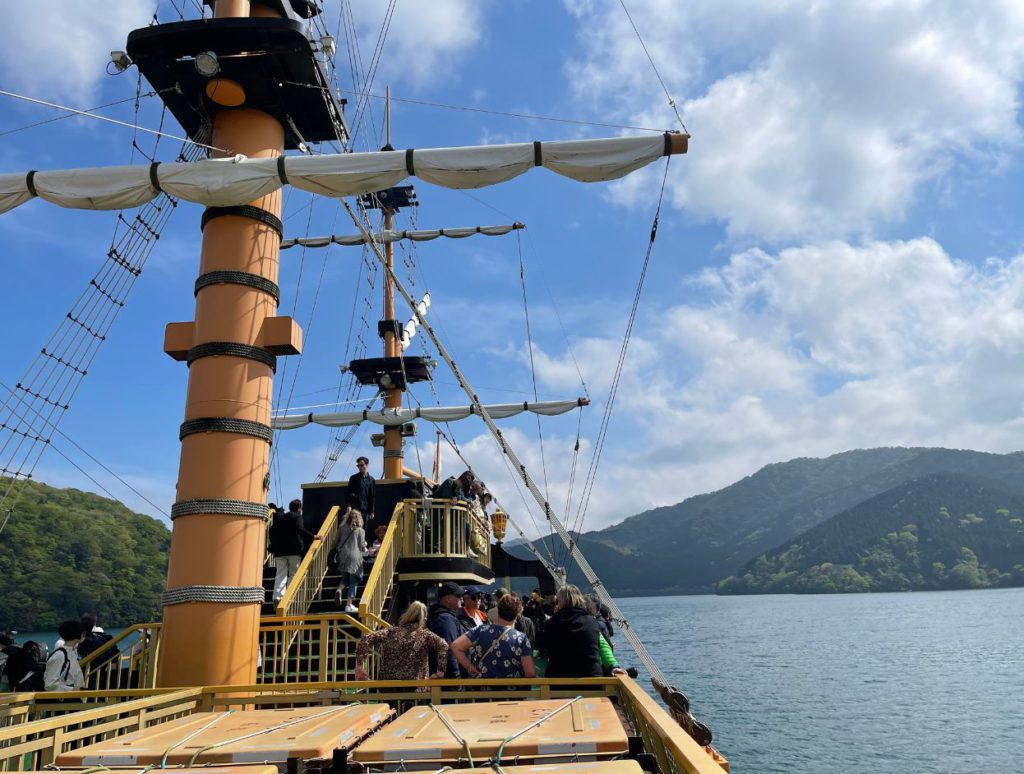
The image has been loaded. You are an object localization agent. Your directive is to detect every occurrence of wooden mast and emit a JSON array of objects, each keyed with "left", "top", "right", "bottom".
[
  {"left": 381, "top": 86, "right": 404, "bottom": 481},
  {"left": 157, "top": 0, "right": 301, "bottom": 687}
]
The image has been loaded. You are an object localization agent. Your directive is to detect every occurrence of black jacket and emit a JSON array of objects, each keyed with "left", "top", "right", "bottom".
[
  {"left": 426, "top": 602, "right": 463, "bottom": 678},
  {"left": 346, "top": 472, "right": 376, "bottom": 517},
  {"left": 542, "top": 605, "right": 602, "bottom": 678},
  {"left": 267, "top": 509, "right": 315, "bottom": 557}
]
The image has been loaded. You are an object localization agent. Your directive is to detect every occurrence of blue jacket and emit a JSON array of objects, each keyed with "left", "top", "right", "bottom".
[{"left": 427, "top": 602, "right": 462, "bottom": 677}]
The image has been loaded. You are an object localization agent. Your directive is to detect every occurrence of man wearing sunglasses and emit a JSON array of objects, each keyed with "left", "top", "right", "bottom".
[{"left": 346, "top": 456, "right": 376, "bottom": 523}]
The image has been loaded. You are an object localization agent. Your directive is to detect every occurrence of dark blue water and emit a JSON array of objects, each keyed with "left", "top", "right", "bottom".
[{"left": 617, "top": 588, "right": 1024, "bottom": 773}]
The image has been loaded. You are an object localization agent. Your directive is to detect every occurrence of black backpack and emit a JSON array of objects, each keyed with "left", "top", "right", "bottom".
[
  {"left": 8, "top": 641, "right": 47, "bottom": 690},
  {"left": 78, "top": 632, "right": 118, "bottom": 667}
]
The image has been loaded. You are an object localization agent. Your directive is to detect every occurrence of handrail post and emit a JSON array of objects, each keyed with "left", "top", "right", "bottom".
[{"left": 318, "top": 618, "right": 329, "bottom": 682}]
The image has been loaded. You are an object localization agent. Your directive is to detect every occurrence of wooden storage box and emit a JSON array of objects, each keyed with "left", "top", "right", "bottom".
[
  {"left": 350, "top": 698, "right": 628, "bottom": 769},
  {"left": 56, "top": 705, "right": 394, "bottom": 768}
]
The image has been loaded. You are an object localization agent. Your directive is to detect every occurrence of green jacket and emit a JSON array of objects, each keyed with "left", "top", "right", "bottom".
[{"left": 598, "top": 634, "right": 618, "bottom": 672}]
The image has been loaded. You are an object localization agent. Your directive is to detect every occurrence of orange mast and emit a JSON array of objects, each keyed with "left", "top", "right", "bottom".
[
  {"left": 157, "top": 0, "right": 301, "bottom": 687},
  {"left": 381, "top": 87, "right": 404, "bottom": 481}
]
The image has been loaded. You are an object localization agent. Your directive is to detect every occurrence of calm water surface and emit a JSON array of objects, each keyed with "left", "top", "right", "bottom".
[{"left": 617, "top": 588, "right": 1023, "bottom": 773}]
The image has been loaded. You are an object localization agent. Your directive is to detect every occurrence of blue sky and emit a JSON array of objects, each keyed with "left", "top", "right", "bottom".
[{"left": 2, "top": 0, "right": 1024, "bottom": 536}]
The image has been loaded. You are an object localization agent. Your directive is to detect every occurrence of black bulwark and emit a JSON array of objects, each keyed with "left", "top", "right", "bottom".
[
  {"left": 301, "top": 478, "right": 424, "bottom": 535},
  {"left": 126, "top": 17, "right": 348, "bottom": 151}
]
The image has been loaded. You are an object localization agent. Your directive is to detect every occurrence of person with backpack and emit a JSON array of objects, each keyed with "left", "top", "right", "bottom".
[
  {"left": 44, "top": 621, "right": 85, "bottom": 692},
  {"left": 268, "top": 499, "right": 321, "bottom": 603},
  {"left": 0, "top": 632, "right": 21, "bottom": 690},
  {"left": 77, "top": 615, "right": 118, "bottom": 688},
  {"left": 1, "top": 632, "right": 48, "bottom": 692}
]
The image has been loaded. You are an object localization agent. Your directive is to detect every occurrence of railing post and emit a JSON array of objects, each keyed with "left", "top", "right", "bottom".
[{"left": 318, "top": 618, "right": 329, "bottom": 682}]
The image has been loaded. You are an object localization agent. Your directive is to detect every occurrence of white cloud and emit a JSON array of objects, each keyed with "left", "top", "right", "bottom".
[
  {"left": 521, "top": 237, "right": 1024, "bottom": 530},
  {"left": 0, "top": 1, "right": 155, "bottom": 103},
  {"left": 342, "top": 0, "right": 485, "bottom": 89},
  {"left": 564, "top": 0, "right": 1024, "bottom": 241}
]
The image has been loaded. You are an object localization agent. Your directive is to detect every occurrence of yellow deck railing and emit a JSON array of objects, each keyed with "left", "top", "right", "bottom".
[
  {"left": 401, "top": 498, "right": 490, "bottom": 565},
  {"left": 358, "top": 502, "right": 403, "bottom": 623},
  {"left": 73, "top": 613, "right": 373, "bottom": 691},
  {"left": 0, "top": 677, "right": 726, "bottom": 774},
  {"left": 257, "top": 612, "right": 370, "bottom": 684},
  {"left": 276, "top": 504, "right": 343, "bottom": 618}
]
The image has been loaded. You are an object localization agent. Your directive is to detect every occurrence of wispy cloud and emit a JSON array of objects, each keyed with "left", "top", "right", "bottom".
[{"left": 565, "top": 0, "right": 1024, "bottom": 242}]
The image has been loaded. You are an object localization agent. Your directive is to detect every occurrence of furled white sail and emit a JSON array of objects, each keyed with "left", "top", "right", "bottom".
[
  {"left": 281, "top": 223, "right": 523, "bottom": 249},
  {"left": 0, "top": 134, "right": 683, "bottom": 215},
  {"left": 272, "top": 398, "right": 585, "bottom": 430}
]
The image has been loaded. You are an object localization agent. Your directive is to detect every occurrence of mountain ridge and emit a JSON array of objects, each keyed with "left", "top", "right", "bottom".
[
  {"left": 717, "top": 471, "right": 1024, "bottom": 593},
  {"left": 529, "top": 447, "right": 1024, "bottom": 595}
]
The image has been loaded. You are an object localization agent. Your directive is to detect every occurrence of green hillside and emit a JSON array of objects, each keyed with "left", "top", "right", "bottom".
[
  {"left": 532, "top": 447, "right": 1024, "bottom": 595},
  {"left": 718, "top": 473, "right": 1024, "bottom": 593},
  {"left": 0, "top": 479, "right": 169, "bottom": 630}
]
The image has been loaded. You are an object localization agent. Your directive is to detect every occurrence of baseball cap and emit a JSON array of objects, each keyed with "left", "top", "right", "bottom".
[{"left": 439, "top": 581, "right": 466, "bottom": 598}]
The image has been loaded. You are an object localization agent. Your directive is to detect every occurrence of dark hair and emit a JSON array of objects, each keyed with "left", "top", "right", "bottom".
[
  {"left": 289, "top": 498, "right": 302, "bottom": 511},
  {"left": 356, "top": 456, "right": 369, "bottom": 465},
  {"left": 267, "top": 502, "right": 278, "bottom": 511},
  {"left": 0, "top": 632, "right": 13, "bottom": 647},
  {"left": 58, "top": 620, "right": 82, "bottom": 643},
  {"left": 80, "top": 614, "right": 96, "bottom": 632},
  {"left": 497, "top": 593, "right": 524, "bottom": 622}
]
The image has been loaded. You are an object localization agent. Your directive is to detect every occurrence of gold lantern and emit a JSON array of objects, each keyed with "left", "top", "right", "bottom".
[{"left": 490, "top": 509, "right": 508, "bottom": 543}]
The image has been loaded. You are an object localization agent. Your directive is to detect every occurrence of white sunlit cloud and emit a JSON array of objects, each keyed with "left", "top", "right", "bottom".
[
  {"left": 564, "top": 0, "right": 1024, "bottom": 242},
  {"left": 340, "top": 0, "right": 486, "bottom": 89},
  {"left": 516, "top": 237, "right": 1024, "bottom": 530},
  {"left": 0, "top": 0, "right": 155, "bottom": 105}
]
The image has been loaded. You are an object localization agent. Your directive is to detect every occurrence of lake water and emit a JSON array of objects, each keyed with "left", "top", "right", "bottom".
[
  {"left": 9, "top": 590, "right": 1022, "bottom": 771},
  {"left": 616, "top": 588, "right": 1024, "bottom": 773}
]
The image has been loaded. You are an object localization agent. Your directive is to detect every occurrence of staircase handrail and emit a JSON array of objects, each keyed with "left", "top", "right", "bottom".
[
  {"left": 358, "top": 501, "right": 404, "bottom": 623},
  {"left": 78, "top": 622, "right": 163, "bottom": 689},
  {"left": 78, "top": 623, "right": 160, "bottom": 669},
  {"left": 276, "top": 505, "right": 343, "bottom": 617}
]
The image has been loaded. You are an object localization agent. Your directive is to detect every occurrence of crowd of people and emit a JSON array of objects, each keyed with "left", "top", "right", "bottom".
[
  {"left": 266, "top": 464, "right": 497, "bottom": 613},
  {"left": 356, "top": 581, "right": 626, "bottom": 682},
  {"left": 263, "top": 459, "right": 629, "bottom": 683},
  {"left": 0, "top": 615, "right": 117, "bottom": 692}
]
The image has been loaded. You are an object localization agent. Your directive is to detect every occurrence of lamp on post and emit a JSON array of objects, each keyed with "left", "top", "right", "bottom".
[{"left": 490, "top": 510, "right": 508, "bottom": 544}]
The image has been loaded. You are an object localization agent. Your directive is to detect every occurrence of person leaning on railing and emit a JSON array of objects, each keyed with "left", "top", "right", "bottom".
[{"left": 354, "top": 601, "right": 448, "bottom": 681}]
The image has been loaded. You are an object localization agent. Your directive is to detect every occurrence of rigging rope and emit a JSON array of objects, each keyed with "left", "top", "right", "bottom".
[
  {"left": 517, "top": 232, "right": 552, "bottom": 524},
  {"left": 337, "top": 88, "right": 669, "bottom": 133},
  {"left": 0, "top": 89, "right": 227, "bottom": 153},
  {"left": 0, "top": 93, "right": 156, "bottom": 138},
  {"left": 569, "top": 158, "right": 671, "bottom": 547},
  {"left": 341, "top": 199, "right": 667, "bottom": 683},
  {"left": 0, "top": 113, "right": 200, "bottom": 534},
  {"left": 616, "top": 0, "right": 689, "bottom": 134}
]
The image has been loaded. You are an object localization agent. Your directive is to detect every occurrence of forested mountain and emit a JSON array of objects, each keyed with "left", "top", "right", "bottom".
[
  {"left": 529, "top": 448, "right": 1024, "bottom": 595},
  {"left": 0, "top": 479, "right": 169, "bottom": 630},
  {"left": 718, "top": 473, "right": 1024, "bottom": 593}
]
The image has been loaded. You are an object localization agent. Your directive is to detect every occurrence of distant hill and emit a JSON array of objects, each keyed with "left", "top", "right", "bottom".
[
  {"left": 532, "top": 448, "right": 1024, "bottom": 595},
  {"left": 0, "top": 479, "right": 169, "bottom": 630},
  {"left": 718, "top": 473, "right": 1024, "bottom": 593}
]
